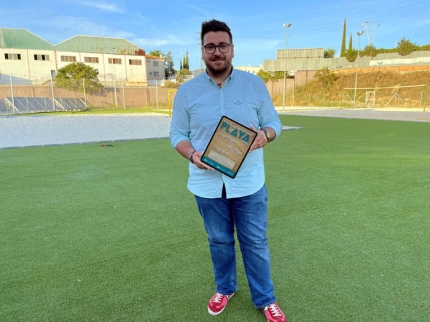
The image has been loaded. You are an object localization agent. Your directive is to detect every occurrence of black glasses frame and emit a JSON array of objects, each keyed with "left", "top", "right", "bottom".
[{"left": 203, "top": 43, "right": 232, "bottom": 54}]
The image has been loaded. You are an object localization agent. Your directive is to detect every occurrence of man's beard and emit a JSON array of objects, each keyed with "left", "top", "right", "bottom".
[{"left": 205, "top": 56, "right": 232, "bottom": 76}]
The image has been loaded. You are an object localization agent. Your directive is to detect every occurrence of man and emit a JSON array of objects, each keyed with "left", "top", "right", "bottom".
[{"left": 169, "top": 19, "right": 286, "bottom": 322}]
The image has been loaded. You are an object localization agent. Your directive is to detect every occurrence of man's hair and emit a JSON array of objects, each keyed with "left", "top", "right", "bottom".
[{"left": 200, "top": 19, "right": 233, "bottom": 45}]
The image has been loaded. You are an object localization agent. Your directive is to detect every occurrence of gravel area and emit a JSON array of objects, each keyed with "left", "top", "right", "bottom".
[
  {"left": 0, "top": 114, "right": 172, "bottom": 149},
  {"left": 1, "top": 108, "right": 428, "bottom": 149}
]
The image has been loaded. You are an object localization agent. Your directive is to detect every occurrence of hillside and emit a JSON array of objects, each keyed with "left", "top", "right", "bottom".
[{"left": 273, "top": 70, "right": 430, "bottom": 108}]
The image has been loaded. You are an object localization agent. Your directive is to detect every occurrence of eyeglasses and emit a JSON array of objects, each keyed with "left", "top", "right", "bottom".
[{"left": 203, "top": 43, "right": 231, "bottom": 54}]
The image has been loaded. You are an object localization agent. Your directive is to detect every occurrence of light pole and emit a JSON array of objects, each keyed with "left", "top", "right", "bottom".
[
  {"left": 372, "top": 24, "right": 381, "bottom": 46},
  {"left": 111, "top": 51, "right": 118, "bottom": 108},
  {"left": 282, "top": 23, "right": 292, "bottom": 111},
  {"left": 353, "top": 31, "right": 364, "bottom": 108},
  {"left": 104, "top": 46, "right": 118, "bottom": 108},
  {"left": 360, "top": 21, "right": 370, "bottom": 47}
]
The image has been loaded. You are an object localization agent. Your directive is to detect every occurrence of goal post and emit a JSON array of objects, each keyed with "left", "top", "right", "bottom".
[
  {"left": 341, "top": 85, "right": 428, "bottom": 110},
  {"left": 167, "top": 89, "right": 177, "bottom": 117}
]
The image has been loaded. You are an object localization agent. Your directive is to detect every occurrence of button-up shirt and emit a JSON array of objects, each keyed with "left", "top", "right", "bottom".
[{"left": 170, "top": 69, "right": 282, "bottom": 199}]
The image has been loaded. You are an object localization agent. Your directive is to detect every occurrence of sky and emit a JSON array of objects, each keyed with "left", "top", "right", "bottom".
[{"left": 1, "top": 0, "right": 429, "bottom": 71}]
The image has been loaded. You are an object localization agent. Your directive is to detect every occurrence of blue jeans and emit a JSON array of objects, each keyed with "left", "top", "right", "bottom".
[{"left": 195, "top": 185, "right": 276, "bottom": 308}]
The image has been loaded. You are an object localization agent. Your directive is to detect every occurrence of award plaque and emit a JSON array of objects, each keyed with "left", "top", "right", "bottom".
[{"left": 201, "top": 116, "right": 257, "bottom": 178}]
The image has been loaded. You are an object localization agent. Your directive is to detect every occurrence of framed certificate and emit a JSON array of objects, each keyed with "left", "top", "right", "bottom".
[{"left": 201, "top": 116, "right": 257, "bottom": 178}]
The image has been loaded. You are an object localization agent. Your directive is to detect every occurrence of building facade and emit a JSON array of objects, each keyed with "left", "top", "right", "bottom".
[{"left": 0, "top": 28, "right": 164, "bottom": 86}]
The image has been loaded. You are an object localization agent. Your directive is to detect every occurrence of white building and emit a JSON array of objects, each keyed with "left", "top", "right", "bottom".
[
  {"left": 235, "top": 64, "right": 263, "bottom": 75},
  {"left": 0, "top": 28, "right": 164, "bottom": 86}
]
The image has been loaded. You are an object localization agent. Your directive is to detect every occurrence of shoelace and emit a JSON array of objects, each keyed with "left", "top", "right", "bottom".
[
  {"left": 212, "top": 293, "right": 224, "bottom": 303},
  {"left": 267, "top": 303, "right": 282, "bottom": 317}
]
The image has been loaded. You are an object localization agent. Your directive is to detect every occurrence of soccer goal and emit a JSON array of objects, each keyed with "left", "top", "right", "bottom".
[
  {"left": 341, "top": 85, "right": 428, "bottom": 110},
  {"left": 167, "top": 89, "right": 177, "bottom": 117}
]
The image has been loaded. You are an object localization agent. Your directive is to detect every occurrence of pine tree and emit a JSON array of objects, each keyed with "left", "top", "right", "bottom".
[
  {"left": 345, "top": 33, "right": 357, "bottom": 62},
  {"left": 183, "top": 51, "right": 189, "bottom": 70},
  {"left": 340, "top": 19, "right": 347, "bottom": 57}
]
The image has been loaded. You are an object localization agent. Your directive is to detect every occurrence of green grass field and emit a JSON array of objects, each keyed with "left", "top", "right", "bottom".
[{"left": 1, "top": 115, "right": 429, "bottom": 321}]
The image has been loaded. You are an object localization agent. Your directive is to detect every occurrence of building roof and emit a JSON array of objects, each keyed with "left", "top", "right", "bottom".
[
  {"left": 146, "top": 54, "right": 164, "bottom": 60},
  {"left": 55, "top": 35, "right": 145, "bottom": 56},
  {"left": 0, "top": 28, "right": 54, "bottom": 50}
]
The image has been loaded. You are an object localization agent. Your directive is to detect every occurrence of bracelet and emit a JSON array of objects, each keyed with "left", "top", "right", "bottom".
[{"left": 189, "top": 150, "right": 196, "bottom": 163}]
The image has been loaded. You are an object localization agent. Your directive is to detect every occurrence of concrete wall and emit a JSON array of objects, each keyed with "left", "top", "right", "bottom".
[{"left": 264, "top": 50, "right": 430, "bottom": 72}]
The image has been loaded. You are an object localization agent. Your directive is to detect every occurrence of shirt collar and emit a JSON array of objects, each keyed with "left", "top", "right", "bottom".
[{"left": 205, "top": 66, "right": 235, "bottom": 86}]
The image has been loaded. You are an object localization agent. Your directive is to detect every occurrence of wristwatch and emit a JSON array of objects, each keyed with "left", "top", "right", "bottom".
[{"left": 262, "top": 128, "right": 270, "bottom": 141}]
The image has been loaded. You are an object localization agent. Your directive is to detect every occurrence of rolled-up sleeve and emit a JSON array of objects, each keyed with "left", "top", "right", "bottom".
[
  {"left": 169, "top": 88, "right": 191, "bottom": 148},
  {"left": 257, "top": 80, "right": 282, "bottom": 139}
]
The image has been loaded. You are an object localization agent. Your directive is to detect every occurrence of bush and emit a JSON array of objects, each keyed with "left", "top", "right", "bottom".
[{"left": 397, "top": 37, "right": 417, "bottom": 56}]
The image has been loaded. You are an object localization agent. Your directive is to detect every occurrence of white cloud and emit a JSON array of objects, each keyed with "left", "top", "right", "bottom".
[
  {"left": 184, "top": 4, "right": 211, "bottom": 17},
  {"left": 75, "top": 1, "right": 125, "bottom": 13}
]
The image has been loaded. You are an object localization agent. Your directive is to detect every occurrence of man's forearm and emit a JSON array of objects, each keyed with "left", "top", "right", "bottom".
[{"left": 175, "top": 140, "right": 196, "bottom": 163}]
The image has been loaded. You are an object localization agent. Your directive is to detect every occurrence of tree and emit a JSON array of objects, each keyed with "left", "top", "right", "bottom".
[
  {"left": 397, "top": 37, "right": 417, "bottom": 56},
  {"left": 314, "top": 67, "right": 338, "bottom": 92},
  {"left": 324, "top": 48, "right": 336, "bottom": 58},
  {"left": 257, "top": 70, "right": 284, "bottom": 83},
  {"left": 149, "top": 50, "right": 163, "bottom": 57},
  {"left": 345, "top": 33, "right": 357, "bottom": 62},
  {"left": 182, "top": 51, "right": 189, "bottom": 70},
  {"left": 340, "top": 19, "right": 347, "bottom": 57},
  {"left": 362, "top": 44, "right": 376, "bottom": 57},
  {"left": 164, "top": 51, "right": 175, "bottom": 78},
  {"left": 55, "top": 62, "right": 102, "bottom": 93},
  {"left": 257, "top": 70, "right": 273, "bottom": 83}
]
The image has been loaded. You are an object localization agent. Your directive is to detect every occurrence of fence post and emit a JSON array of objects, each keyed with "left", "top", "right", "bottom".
[
  {"left": 83, "top": 79, "right": 87, "bottom": 108},
  {"left": 122, "top": 79, "right": 126, "bottom": 110},
  {"left": 10, "top": 74, "right": 15, "bottom": 108},
  {"left": 50, "top": 73, "right": 55, "bottom": 110}
]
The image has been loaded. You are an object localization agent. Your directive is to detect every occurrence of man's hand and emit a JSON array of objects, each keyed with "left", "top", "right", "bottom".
[
  {"left": 191, "top": 150, "right": 214, "bottom": 170},
  {"left": 249, "top": 126, "right": 268, "bottom": 152}
]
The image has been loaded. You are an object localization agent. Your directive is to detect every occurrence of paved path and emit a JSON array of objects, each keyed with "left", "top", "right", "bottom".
[{"left": 277, "top": 107, "right": 430, "bottom": 123}]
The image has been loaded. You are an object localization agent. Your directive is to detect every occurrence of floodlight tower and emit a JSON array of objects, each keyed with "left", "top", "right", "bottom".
[
  {"left": 353, "top": 31, "right": 364, "bottom": 108},
  {"left": 282, "top": 23, "right": 292, "bottom": 111}
]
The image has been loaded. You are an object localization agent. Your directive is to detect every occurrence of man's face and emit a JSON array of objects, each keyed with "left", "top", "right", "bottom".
[{"left": 201, "top": 31, "right": 234, "bottom": 76}]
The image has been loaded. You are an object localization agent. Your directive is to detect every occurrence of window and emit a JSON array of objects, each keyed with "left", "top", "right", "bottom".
[
  {"left": 34, "top": 54, "right": 49, "bottom": 61},
  {"left": 154, "top": 71, "right": 159, "bottom": 77},
  {"left": 61, "top": 56, "right": 76, "bottom": 62},
  {"left": 153, "top": 61, "right": 159, "bottom": 67},
  {"left": 5, "top": 53, "right": 21, "bottom": 60},
  {"left": 129, "top": 59, "right": 142, "bottom": 65},
  {"left": 84, "top": 57, "right": 99, "bottom": 63},
  {"left": 108, "top": 58, "right": 122, "bottom": 64}
]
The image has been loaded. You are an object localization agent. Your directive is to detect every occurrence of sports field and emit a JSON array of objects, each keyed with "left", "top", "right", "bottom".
[{"left": 1, "top": 114, "right": 429, "bottom": 321}]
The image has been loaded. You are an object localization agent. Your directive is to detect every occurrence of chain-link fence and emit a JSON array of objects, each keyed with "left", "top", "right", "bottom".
[{"left": 0, "top": 77, "right": 174, "bottom": 115}]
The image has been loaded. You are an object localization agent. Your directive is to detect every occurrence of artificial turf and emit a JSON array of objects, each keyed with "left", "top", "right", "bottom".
[{"left": 1, "top": 115, "right": 429, "bottom": 321}]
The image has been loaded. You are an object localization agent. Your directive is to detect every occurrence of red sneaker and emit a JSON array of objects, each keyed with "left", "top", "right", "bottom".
[
  {"left": 207, "top": 292, "right": 234, "bottom": 315},
  {"left": 262, "top": 302, "right": 286, "bottom": 322}
]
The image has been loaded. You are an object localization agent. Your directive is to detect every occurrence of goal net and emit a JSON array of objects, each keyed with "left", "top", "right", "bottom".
[{"left": 341, "top": 85, "right": 428, "bottom": 109}]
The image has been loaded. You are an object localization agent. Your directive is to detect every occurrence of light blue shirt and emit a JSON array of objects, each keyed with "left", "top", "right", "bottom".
[{"left": 170, "top": 69, "right": 282, "bottom": 199}]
